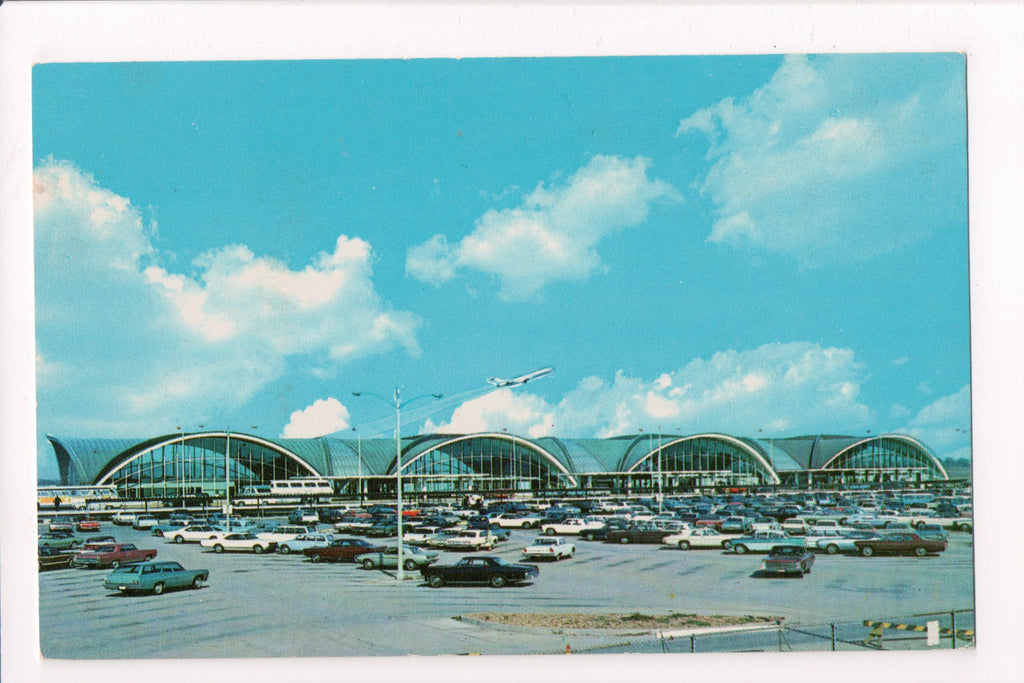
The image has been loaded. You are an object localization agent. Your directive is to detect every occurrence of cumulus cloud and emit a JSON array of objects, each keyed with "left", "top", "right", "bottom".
[
  {"left": 34, "top": 158, "right": 420, "bottom": 438},
  {"left": 425, "top": 341, "right": 871, "bottom": 438},
  {"left": 678, "top": 54, "right": 965, "bottom": 265},
  {"left": 898, "top": 384, "right": 972, "bottom": 459},
  {"left": 406, "top": 155, "right": 680, "bottom": 300},
  {"left": 282, "top": 398, "right": 351, "bottom": 438}
]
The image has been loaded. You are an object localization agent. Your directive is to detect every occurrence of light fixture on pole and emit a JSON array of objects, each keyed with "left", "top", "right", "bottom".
[{"left": 352, "top": 389, "right": 443, "bottom": 581}]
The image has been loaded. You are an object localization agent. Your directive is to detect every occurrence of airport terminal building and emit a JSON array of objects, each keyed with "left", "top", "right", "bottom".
[{"left": 47, "top": 431, "right": 951, "bottom": 501}]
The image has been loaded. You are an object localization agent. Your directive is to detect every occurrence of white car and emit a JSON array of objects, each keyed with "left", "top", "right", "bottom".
[
  {"left": 403, "top": 525, "right": 443, "bottom": 544},
  {"left": 441, "top": 529, "right": 497, "bottom": 551},
  {"left": 201, "top": 532, "right": 277, "bottom": 554},
  {"left": 257, "top": 525, "right": 317, "bottom": 544},
  {"left": 132, "top": 515, "right": 160, "bottom": 530},
  {"left": 489, "top": 512, "right": 544, "bottom": 529},
  {"left": 814, "top": 530, "right": 881, "bottom": 555},
  {"left": 275, "top": 532, "right": 335, "bottom": 555},
  {"left": 539, "top": 518, "right": 605, "bottom": 536},
  {"left": 522, "top": 536, "right": 575, "bottom": 561},
  {"left": 165, "top": 525, "right": 222, "bottom": 544},
  {"left": 111, "top": 511, "right": 137, "bottom": 526},
  {"left": 662, "top": 527, "right": 738, "bottom": 550}
]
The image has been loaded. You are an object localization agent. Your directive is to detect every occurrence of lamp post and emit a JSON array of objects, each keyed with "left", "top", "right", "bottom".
[
  {"left": 352, "top": 426, "right": 364, "bottom": 505},
  {"left": 225, "top": 429, "right": 232, "bottom": 532},
  {"left": 352, "top": 388, "right": 443, "bottom": 581}
]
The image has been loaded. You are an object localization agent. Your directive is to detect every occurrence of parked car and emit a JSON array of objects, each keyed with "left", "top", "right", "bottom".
[
  {"left": 719, "top": 516, "right": 753, "bottom": 534},
  {"left": 420, "top": 556, "right": 540, "bottom": 588},
  {"left": 47, "top": 517, "right": 76, "bottom": 533},
  {"left": 151, "top": 520, "right": 189, "bottom": 537},
  {"left": 854, "top": 532, "right": 947, "bottom": 557},
  {"left": 522, "top": 536, "right": 576, "bottom": 561},
  {"left": 276, "top": 532, "right": 335, "bottom": 555},
  {"left": 355, "top": 545, "right": 439, "bottom": 571},
  {"left": 813, "top": 530, "right": 880, "bottom": 555},
  {"left": 288, "top": 508, "right": 321, "bottom": 525},
  {"left": 604, "top": 523, "right": 673, "bottom": 544},
  {"left": 403, "top": 525, "right": 443, "bottom": 544},
  {"left": 132, "top": 515, "right": 160, "bottom": 530},
  {"left": 165, "top": 525, "right": 222, "bottom": 544},
  {"left": 72, "top": 542, "right": 157, "bottom": 568},
  {"left": 580, "top": 518, "right": 631, "bottom": 542},
  {"left": 38, "top": 531, "right": 82, "bottom": 550},
  {"left": 75, "top": 517, "right": 101, "bottom": 532},
  {"left": 38, "top": 546, "right": 76, "bottom": 571},
  {"left": 914, "top": 523, "right": 950, "bottom": 542},
  {"left": 540, "top": 517, "right": 605, "bottom": 536},
  {"left": 103, "top": 561, "right": 209, "bottom": 595},
  {"left": 423, "top": 529, "right": 463, "bottom": 548},
  {"left": 760, "top": 545, "right": 815, "bottom": 577},
  {"left": 441, "top": 529, "right": 498, "bottom": 551},
  {"left": 256, "top": 525, "right": 317, "bottom": 544},
  {"left": 662, "top": 527, "right": 738, "bottom": 550},
  {"left": 729, "top": 530, "right": 802, "bottom": 555},
  {"left": 489, "top": 512, "right": 544, "bottom": 529},
  {"left": 201, "top": 532, "right": 277, "bottom": 554},
  {"left": 303, "top": 538, "right": 386, "bottom": 563},
  {"left": 364, "top": 520, "right": 399, "bottom": 537}
]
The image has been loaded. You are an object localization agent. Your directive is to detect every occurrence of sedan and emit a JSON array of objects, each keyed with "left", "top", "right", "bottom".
[
  {"left": 47, "top": 517, "right": 76, "bottom": 533},
  {"left": 662, "top": 527, "right": 738, "bottom": 550},
  {"left": 200, "top": 533, "right": 277, "bottom": 554},
  {"left": 355, "top": 545, "right": 439, "bottom": 571},
  {"left": 522, "top": 537, "right": 576, "bottom": 561},
  {"left": 103, "top": 561, "right": 208, "bottom": 595},
  {"left": 854, "top": 532, "right": 947, "bottom": 557},
  {"left": 76, "top": 518, "right": 101, "bottom": 532},
  {"left": 165, "top": 525, "right": 222, "bottom": 544},
  {"left": 38, "top": 531, "right": 82, "bottom": 550}
]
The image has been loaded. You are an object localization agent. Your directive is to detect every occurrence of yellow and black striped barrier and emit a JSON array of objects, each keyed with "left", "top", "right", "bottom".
[{"left": 862, "top": 620, "right": 975, "bottom": 648}]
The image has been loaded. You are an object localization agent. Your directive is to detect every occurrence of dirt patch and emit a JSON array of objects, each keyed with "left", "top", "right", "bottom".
[{"left": 462, "top": 612, "right": 780, "bottom": 630}]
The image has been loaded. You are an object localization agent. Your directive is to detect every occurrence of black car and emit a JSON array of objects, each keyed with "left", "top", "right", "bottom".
[
  {"left": 420, "top": 556, "right": 539, "bottom": 588},
  {"left": 580, "top": 518, "right": 630, "bottom": 542}
]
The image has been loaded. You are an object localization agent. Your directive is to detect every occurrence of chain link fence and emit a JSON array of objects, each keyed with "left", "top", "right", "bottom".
[{"left": 573, "top": 609, "right": 974, "bottom": 654}]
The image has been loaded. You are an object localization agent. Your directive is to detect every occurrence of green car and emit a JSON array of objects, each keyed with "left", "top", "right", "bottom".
[
  {"left": 103, "top": 561, "right": 209, "bottom": 595},
  {"left": 38, "top": 532, "right": 82, "bottom": 550},
  {"left": 355, "top": 545, "right": 439, "bottom": 571}
]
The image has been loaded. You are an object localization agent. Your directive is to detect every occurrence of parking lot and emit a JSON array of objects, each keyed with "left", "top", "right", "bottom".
[{"left": 38, "top": 518, "right": 974, "bottom": 659}]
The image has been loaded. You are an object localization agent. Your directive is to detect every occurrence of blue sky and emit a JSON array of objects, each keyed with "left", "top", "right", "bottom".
[{"left": 32, "top": 54, "right": 970, "bottom": 478}]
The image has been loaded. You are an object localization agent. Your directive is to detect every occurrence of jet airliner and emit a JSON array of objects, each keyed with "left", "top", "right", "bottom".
[{"left": 487, "top": 367, "right": 553, "bottom": 388}]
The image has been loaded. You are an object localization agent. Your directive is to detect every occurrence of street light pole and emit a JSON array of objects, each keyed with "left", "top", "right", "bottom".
[
  {"left": 225, "top": 429, "right": 232, "bottom": 532},
  {"left": 353, "top": 388, "right": 442, "bottom": 582}
]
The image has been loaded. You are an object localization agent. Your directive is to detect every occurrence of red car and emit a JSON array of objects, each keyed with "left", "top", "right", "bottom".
[
  {"left": 71, "top": 543, "right": 157, "bottom": 568},
  {"left": 853, "top": 532, "right": 947, "bottom": 557},
  {"left": 76, "top": 518, "right": 101, "bottom": 532},
  {"left": 303, "top": 538, "right": 386, "bottom": 563}
]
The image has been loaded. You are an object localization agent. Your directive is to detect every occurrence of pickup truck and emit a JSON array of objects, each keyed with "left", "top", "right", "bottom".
[
  {"left": 71, "top": 543, "right": 158, "bottom": 568},
  {"left": 760, "top": 545, "right": 815, "bottom": 577},
  {"left": 420, "top": 556, "right": 539, "bottom": 588}
]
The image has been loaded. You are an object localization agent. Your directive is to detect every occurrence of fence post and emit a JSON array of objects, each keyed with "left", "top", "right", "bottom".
[
  {"left": 831, "top": 623, "right": 836, "bottom": 651},
  {"left": 950, "top": 611, "right": 956, "bottom": 649}
]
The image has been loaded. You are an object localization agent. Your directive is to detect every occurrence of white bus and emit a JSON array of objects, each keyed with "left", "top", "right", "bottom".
[
  {"left": 269, "top": 478, "right": 333, "bottom": 497},
  {"left": 37, "top": 485, "right": 119, "bottom": 510}
]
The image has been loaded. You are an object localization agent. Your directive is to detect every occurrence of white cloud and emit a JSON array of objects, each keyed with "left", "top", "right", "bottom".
[
  {"left": 34, "top": 159, "right": 420, "bottom": 440},
  {"left": 406, "top": 155, "right": 680, "bottom": 300},
  {"left": 426, "top": 341, "right": 871, "bottom": 438},
  {"left": 678, "top": 55, "right": 964, "bottom": 265},
  {"left": 282, "top": 398, "right": 351, "bottom": 438},
  {"left": 898, "top": 384, "right": 972, "bottom": 459}
]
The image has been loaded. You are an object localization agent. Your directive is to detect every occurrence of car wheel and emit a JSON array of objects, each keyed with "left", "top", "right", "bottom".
[
  {"left": 722, "top": 541, "right": 732, "bottom": 550},
  {"left": 175, "top": 536, "right": 184, "bottom": 544},
  {"left": 154, "top": 529, "right": 164, "bottom": 537},
  {"left": 914, "top": 546, "right": 927, "bottom": 557},
  {"left": 403, "top": 559, "right": 418, "bottom": 571},
  {"left": 428, "top": 574, "right": 444, "bottom": 588},
  {"left": 362, "top": 559, "right": 376, "bottom": 570},
  {"left": 279, "top": 545, "right": 291, "bottom": 555},
  {"left": 734, "top": 544, "right": 748, "bottom": 555},
  {"left": 619, "top": 537, "right": 630, "bottom": 544},
  {"left": 192, "top": 575, "right": 204, "bottom": 589},
  {"left": 111, "top": 560, "right": 120, "bottom": 569},
  {"left": 214, "top": 544, "right": 224, "bottom": 553},
  {"left": 254, "top": 544, "right": 265, "bottom": 554},
  {"left": 545, "top": 528, "right": 556, "bottom": 536},
  {"left": 310, "top": 554, "right": 322, "bottom": 563},
  {"left": 152, "top": 582, "right": 165, "bottom": 595},
  {"left": 582, "top": 532, "right": 594, "bottom": 541},
  {"left": 489, "top": 575, "right": 507, "bottom": 588},
  {"left": 860, "top": 546, "right": 875, "bottom": 557},
  {"left": 825, "top": 544, "right": 840, "bottom": 555},
  {"left": 678, "top": 540, "right": 691, "bottom": 550}
]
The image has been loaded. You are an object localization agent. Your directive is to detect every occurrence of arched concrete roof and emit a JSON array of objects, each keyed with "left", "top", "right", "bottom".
[{"left": 48, "top": 430, "right": 949, "bottom": 486}]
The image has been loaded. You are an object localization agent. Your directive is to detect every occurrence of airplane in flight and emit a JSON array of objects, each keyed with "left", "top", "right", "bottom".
[{"left": 487, "top": 367, "right": 554, "bottom": 388}]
